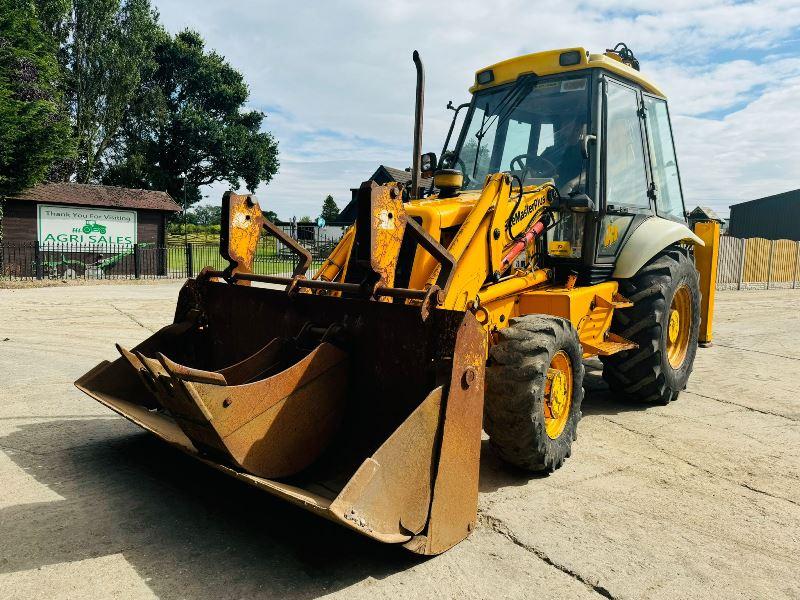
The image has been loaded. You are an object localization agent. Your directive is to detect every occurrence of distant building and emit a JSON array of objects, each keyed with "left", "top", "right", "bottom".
[
  {"left": 1, "top": 182, "right": 181, "bottom": 246},
  {"left": 728, "top": 189, "right": 800, "bottom": 240},
  {"left": 1, "top": 182, "right": 181, "bottom": 277},
  {"left": 687, "top": 206, "right": 726, "bottom": 233},
  {"left": 339, "top": 165, "right": 435, "bottom": 225}
]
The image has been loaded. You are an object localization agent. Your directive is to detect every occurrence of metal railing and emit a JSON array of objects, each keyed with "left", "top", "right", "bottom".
[{"left": 1, "top": 234, "right": 342, "bottom": 281}]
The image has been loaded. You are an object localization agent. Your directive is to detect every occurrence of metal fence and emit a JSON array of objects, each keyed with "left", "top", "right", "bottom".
[
  {"left": 10, "top": 231, "right": 796, "bottom": 289},
  {"left": 1, "top": 234, "right": 341, "bottom": 281},
  {"left": 716, "top": 235, "right": 800, "bottom": 290}
]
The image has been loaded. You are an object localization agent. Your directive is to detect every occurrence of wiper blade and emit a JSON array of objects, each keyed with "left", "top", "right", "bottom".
[
  {"left": 471, "top": 74, "right": 537, "bottom": 178},
  {"left": 474, "top": 75, "right": 537, "bottom": 140}
]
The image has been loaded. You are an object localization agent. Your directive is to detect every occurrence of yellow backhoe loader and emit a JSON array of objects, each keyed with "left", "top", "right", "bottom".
[{"left": 77, "top": 44, "right": 719, "bottom": 555}]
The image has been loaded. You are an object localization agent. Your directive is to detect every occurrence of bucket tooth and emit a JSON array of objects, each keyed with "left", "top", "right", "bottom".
[{"left": 116, "top": 344, "right": 161, "bottom": 402}]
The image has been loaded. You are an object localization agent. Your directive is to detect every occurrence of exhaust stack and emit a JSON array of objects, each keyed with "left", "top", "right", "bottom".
[{"left": 411, "top": 50, "right": 425, "bottom": 199}]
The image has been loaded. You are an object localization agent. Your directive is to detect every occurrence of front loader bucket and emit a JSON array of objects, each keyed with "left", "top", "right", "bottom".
[{"left": 76, "top": 277, "right": 486, "bottom": 555}]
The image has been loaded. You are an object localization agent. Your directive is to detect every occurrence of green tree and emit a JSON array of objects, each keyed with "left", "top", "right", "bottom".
[
  {"left": 320, "top": 194, "right": 339, "bottom": 222},
  {"left": 263, "top": 210, "right": 279, "bottom": 223},
  {"left": 0, "top": 0, "right": 73, "bottom": 198},
  {"left": 186, "top": 204, "right": 221, "bottom": 226},
  {"left": 39, "top": 0, "right": 163, "bottom": 182},
  {"left": 103, "top": 29, "right": 279, "bottom": 209},
  {"left": 298, "top": 216, "right": 313, "bottom": 223},
  {"left": 455, "top": 139, "right": 489, "bottom": 180}
]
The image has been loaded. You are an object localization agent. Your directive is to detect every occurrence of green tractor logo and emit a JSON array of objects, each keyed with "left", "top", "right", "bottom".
[{"left": 81, "top": 220, "right": 107, "bottom": 235}]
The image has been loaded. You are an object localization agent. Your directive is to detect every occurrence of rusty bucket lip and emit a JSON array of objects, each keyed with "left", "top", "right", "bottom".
[{"left": 74, "top": 370, "right": 411, "bottom": 544}]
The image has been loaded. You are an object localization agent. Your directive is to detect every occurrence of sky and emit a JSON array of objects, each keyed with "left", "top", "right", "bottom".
[{"left": 155, "top": 0, "right": 800, "bottom": 219}]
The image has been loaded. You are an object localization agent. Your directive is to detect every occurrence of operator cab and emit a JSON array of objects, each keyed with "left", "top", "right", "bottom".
[{"left": 443, "top": 45, "right": 687, "bottom": 284}]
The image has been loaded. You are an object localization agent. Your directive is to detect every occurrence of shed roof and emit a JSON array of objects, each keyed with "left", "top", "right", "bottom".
[
  {"left": 375, "top": 165, "right": 434, "bottom": 189},
  {"left": 688, "top": 206, "right": 724, "bottom": 223},
  {"left": 7, "top": 182, "right": 182, "bottom": 212}
]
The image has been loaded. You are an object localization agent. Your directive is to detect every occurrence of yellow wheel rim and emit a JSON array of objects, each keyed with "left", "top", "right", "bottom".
[
  {"left": 667, "top": 284, "right": 692, "bottom": 369},
  {"left": 544, "top": 350, "right": 573, "bottom": 439}
]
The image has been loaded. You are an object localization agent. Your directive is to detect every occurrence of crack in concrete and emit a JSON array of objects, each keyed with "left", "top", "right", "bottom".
[
  {"left": 478, "top": 513, "right": 616, "bottom": 599},
  {"left": 601, "top": 417, "right": 800, "bottom": 509},
  {"left": 109, "top": 304, "right": 155, "bottom": 333},
  {"left": 738, "top": 481, "right": 800, "bottom": 508},
  {"left": 684, "top": 390, "right": 798, "bottom": 422},
  {"left": 713, "top": 342, "right": 800, "bottom": 362}
]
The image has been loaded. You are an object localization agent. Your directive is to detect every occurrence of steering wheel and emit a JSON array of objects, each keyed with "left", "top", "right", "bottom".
[{"left": 509, "top": 154, "right": 557, "bottom": 179}]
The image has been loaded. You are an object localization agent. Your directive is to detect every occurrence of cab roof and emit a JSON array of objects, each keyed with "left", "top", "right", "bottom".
[{"left": 469, "top": 47, "right": 665, "bottom": 98}]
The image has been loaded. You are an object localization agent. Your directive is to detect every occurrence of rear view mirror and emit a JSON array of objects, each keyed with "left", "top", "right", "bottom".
[{"left": 421, "top": 152, "right": 437, "bottom": 177}]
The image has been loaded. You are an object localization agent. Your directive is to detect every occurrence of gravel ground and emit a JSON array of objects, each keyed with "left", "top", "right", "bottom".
[{"left": 0, "top": 283, "right": 798, "bottom": 599}]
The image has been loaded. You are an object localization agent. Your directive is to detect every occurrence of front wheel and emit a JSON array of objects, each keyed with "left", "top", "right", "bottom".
[
  {"left": 484, "top": 315, "right": 584, "bottom": 472},
  {"left": 601, "top": 246, "right": 701, "bottom": 404}
]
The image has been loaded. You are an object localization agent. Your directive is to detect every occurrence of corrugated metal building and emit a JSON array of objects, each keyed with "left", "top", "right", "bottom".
[{"left": 728, "top": 189, "right": 800, "bottom": 240}]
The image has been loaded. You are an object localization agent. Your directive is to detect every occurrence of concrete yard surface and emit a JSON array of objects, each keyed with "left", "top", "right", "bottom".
[{"left": 0, "top": 283, "right": 798, "bottom": 599}]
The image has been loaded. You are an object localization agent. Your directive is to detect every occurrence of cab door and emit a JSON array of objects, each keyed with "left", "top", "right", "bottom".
[
  {"left": 641, "top": 94, "right": 687, "bottom": 222},
  {"left": 596, "top": 77, "right": 654, "bottom": 263}
]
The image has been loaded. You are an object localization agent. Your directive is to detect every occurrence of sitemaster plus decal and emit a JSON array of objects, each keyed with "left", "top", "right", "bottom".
[{"left": 37, "top": 204, "right": 137, "bottom": 246}]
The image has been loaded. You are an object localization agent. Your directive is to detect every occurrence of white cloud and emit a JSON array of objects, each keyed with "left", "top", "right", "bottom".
[
  {"left": 674, "top": 75, "right": 800, "bottom": 207},
  {"left": 157, "top": 0, "right": 800, "bottom": 218},
  {"left": 649, "top": 58, "right": 800, "bottom": 116}
]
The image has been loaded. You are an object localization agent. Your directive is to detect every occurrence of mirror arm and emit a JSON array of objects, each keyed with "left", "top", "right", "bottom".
[{"left": 439, "top": 102, "right": 470, "bottom": 170}]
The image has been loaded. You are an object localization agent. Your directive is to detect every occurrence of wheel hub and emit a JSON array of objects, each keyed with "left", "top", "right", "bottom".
[
  {"left": 666, "top": 284, "right": 692, "bottom": 369},
  {"left": 544, "top": 351, "right": 573, "bottom": 439},
  {"left": 668, "top": 309, "right": 680, "bottom": 343},
  {"left": 547, "top": 369, "right": 568, "bottom": 419}
]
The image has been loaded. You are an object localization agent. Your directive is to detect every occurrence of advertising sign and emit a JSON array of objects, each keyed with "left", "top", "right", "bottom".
[{"left": 37, "top": 204, "right": 137, "bottom": 246}]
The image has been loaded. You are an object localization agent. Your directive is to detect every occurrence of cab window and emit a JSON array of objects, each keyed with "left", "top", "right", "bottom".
[
  {"left": 454, "top": 75, "right": 590, "bottom": 196},
  {"left": 604, "top": 80, "right": 650, "bottom": 210},
  {"left": 643, "top": 96, "right": 685, "bottom": 219},
  {"left": 499, "top": 119, "right": 533, "bottom": 170}
]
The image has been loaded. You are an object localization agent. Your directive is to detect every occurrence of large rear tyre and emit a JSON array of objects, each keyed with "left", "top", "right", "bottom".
[
  {"left": 484, "top": 315, "right": 584, "bottom": 472},
  {"left": 601, "top": 246, "right": 700, "bottom": 404}
]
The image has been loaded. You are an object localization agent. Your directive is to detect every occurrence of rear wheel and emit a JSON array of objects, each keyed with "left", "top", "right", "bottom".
[
  {"left": 601, "top": 246, "right": 700, "bottom": 404},
  {"left": 484, "top": 315, "right": 584, "bottom": 472}
]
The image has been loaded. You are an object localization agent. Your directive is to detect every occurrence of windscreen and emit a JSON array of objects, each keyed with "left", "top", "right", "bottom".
[{"left": 451, "top": 75, "right": 590, "bottom": 196}]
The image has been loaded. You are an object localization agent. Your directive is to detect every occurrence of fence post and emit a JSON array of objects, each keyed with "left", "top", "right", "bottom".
[
  {"left": 794, "top": 241, "right": 800, "bottom": 289},
  {"left": 34, "top": 241, "right": 43, "bottom": 280},
  {"left": 737, "top": 238, "right": 746, "bottom": 290},
  {"left": 766, "top": 240, "right": 774, "bottom": 289},
  {"left": 133, "top": 243, "right": 141, "bottom": 279},
  {"left": 185, "top": 243, "right": 194, "bottom": 278}
]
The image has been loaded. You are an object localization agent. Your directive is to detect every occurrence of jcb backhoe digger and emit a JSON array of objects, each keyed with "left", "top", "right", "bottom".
[{"left": 77, "top": 44, "right": 719, "bottom": 555}]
